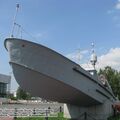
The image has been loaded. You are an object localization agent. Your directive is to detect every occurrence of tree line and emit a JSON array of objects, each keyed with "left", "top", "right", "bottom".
[{"left": 99, "top": 66, "right": 120, "bottom": 99}]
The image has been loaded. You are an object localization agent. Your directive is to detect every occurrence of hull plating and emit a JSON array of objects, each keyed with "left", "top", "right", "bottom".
[{"left": 5, "top": 38, "right": 115, "bottom": 106}]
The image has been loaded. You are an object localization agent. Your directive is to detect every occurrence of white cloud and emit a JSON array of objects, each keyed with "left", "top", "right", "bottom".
[
  {"left": 33, "top": 32, "right": 47, "bottom": 40},
  {"left": 66, "top": 51, "right": 82, "bottom": 64},
  {"left": 66, "top": 48, "right": 120, "bottom": 71},
  {"left": 81, "top": 50, "right": 89, "bottom": 54},
  {"left": 107, "top": 0, "right": 120, "bottom": 14},
  {"left": 81, "top": 63, "right": 93, "bottom": 70},
  {"left": 97, "top": 48, "right": 120, "bottom": 70},
  {"left": 115, "top": 0, "right": 120, "bottom": 10},
  {"left": 66, "top": 49, "right": 88, "bottom": 64},
  {"left": 107, "top": 1, "right": 120, "bottom": 27},
  {"left": 116, "top": 3, "right": 120, "bottom": 10},
  {"left": 82, "top": 48, "right": 120, "bottom": 71}
]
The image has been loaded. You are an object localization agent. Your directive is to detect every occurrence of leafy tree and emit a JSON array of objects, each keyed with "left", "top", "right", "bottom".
[
  {"left": 7, "top": 93, "right": 17, "bottom": 100},
  {"left": 16, "top": 87, "right": 31, "bottom": 100},
  {"left": 98, "top": 66, "right": 120, "bottom": 99}
]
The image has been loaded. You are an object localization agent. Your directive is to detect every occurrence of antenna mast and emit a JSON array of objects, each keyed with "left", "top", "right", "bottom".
[
  {"left": 77, "top": 48, "right": 81, "bottom": 65},
  {"left": 90, "top": 42, "right": 97, "bottom": 69},
  {"left": 10, "top": 3, "right": 20, "bottom": 38}
]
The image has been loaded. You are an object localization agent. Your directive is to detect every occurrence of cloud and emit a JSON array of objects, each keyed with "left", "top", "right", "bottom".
[
  {"left": 81, "top": 50, "right": 89, "bottom": 54},
  {"left": 66, "top": 48, "right": 120, "bottom": 71},
  {"left": 107, "top": 0, "right": 120, "bottom": 14},
  {"left": 107, "top": 0, "right": 120, "bottom": 27},
  {"left": 82, "top": 48, "right": 120, "bottom": 71},
  {"left": 66, "top": 51, "right": 82, "bottom": 64},
  {"left": 66, "top": 49, "right": 88, "bottom": 64},
  {"left": 97, "top": 48, "right": 120, "bottom": 70},
  {"left": 115, "top": 0, "right": 120, "bottom": 10}
]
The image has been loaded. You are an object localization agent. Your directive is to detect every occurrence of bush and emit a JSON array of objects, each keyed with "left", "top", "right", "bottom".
[{"left": 108, "top": 115, "right": 120, "bottom": 120}]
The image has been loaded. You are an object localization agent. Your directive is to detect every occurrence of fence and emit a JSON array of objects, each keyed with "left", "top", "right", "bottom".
[{"left": 0, "top": 107, "right": 62, "bottom": 117}]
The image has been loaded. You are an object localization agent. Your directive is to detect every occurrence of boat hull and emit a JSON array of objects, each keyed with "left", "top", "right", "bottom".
[
  {"left": 5, "top": 38, "right": 115, "bottom": 106},
  {"left": 11, "top": 62, "right": 100, "bottom": 106}
]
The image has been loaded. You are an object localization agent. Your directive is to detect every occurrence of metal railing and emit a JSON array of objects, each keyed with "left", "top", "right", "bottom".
[{"left": 0, "top": 108, "right": 61, "bottom": 117}]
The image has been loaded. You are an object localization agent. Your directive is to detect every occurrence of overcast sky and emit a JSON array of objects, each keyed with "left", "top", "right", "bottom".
[{"left": 0, "top": 0, "right": 120, "bottom": 91}]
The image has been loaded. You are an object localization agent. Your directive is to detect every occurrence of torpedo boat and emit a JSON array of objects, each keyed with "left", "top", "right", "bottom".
[{"left": 4, "top": 38, "right": 116, "bottom": 106}]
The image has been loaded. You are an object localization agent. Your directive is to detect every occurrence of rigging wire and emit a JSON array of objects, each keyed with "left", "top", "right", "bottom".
[
  {"left": 15, "top": 23, "right": 21, "bottom": 37},
  {"left": 10, "top": 3, "right": 39, "bottom": 42},
  {"left": 11, "top": 4, "right": 19, "bottom": 38},
  {"left": 20, "top": 26, "right": 37, "bottom": 41},
  {"left": 11, "top": 21, "right": 38, "bottom": 42}
]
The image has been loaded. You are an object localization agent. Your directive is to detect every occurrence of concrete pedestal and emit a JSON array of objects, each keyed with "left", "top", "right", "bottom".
[{"left": 63, "top": 100, "right": 114, "bottom": 120}]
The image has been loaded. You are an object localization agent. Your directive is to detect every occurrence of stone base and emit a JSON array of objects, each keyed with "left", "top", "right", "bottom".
[{"left": 63, "top": 100, "right": 114, "bottom": 120}]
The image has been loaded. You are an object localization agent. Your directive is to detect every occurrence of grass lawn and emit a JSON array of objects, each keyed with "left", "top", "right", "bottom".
[
  {"left": 15, "top": 116, "right": 120, "bottom": 120},
  {"left": 15, "top": 113, "right": 120, "bottom": 120},
  {"left": 15, "top": 112, "right": 69, "bottom": 120},
  {"left": 108, "top": 115, "right": 120, "bottom": 120},
  {"left": 16, "top": 117, "right": 68, "bottom": 120}
]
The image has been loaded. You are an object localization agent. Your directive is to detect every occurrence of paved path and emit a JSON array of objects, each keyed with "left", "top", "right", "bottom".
[{"left": 0, "top": 117, "right": 14, "bottom": 120}]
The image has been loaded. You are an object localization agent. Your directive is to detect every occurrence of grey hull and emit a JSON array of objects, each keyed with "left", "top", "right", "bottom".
[{"left": 5, "top": 38, "right": 115, "bottom": 106}]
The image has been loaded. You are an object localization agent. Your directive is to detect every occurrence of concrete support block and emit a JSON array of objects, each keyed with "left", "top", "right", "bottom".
[
  {"left": 63, "top": 104, "right": 85, "bottom": 119},
  {"left": 63, "top": 100, "right": 114, "bottom": 120}
]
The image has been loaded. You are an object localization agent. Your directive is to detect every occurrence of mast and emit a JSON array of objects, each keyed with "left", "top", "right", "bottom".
[
  {"left": 77, "top": 48, "right": 81, "bottom": 65},
  {"left": 90, "top": 42, "right": 97, "bottom": 70},
  {"left": 10, "top": 4, "right": 20, "bottom": 37}
]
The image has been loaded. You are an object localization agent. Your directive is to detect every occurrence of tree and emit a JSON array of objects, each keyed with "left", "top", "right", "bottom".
[
  {"left": 7, "top": 93, "right": 17, "bottom": 100},
  {"left": 16, "top": 87, "right": 31, "bottom": 100},
  {"left": 98, "top": 66, "right": 120, "bottom": 99}
]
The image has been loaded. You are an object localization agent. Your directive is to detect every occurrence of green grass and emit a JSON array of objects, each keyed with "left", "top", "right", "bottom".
[
  {"left": 15, "top": 113, "right": 120, "bottom": 120},
  {"left": 16, "top": 118, "right": 44, "bottom": 120},
  {"left": 16, "top": 117, "right": 68, "bottom": 120},
  {"left": 108, "top": 115, "right": 120, "bottom": 120},
  {"left": 15, "top": 115, "right": 120, "bottom": 120},
  {"left": 15, "top": 112, "right": 69, "bottom": 120}
]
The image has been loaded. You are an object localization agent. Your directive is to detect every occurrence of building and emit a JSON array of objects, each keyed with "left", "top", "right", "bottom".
[{"left": 0, "top": 73, "right": 11, "bottom": 102}]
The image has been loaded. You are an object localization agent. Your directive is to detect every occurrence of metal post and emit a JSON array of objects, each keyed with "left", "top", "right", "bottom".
[
  {"left": 84, "top": 112, "right": 87, "bottom": 120},
  {"left": 33, "top": 108, "right": 36, "bottom": 116},
  {"left": 60, "top": 106, "right": 62, "bottom": 112},
  {"left": 45, "top": 109, "right": 48, "bottom": 120},
  {"left": 14, "top": 108, "right": 17, "bottom": 120},
  {"left": 48, "top": 107, "right": 51, "bottom": 114}
]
